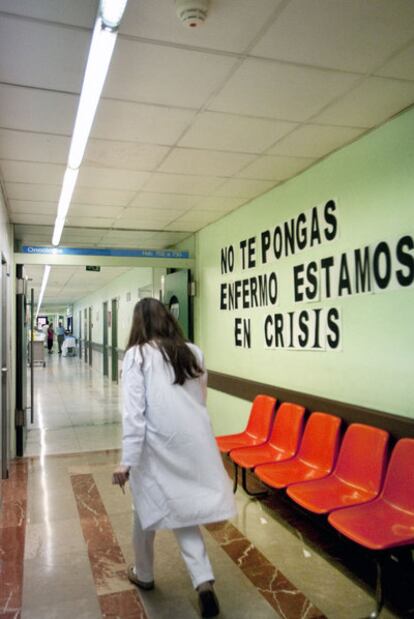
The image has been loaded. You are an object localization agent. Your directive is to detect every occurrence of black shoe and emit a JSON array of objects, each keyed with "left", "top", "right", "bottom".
[
  {"left": 197, "top": 582, "right": 220, "bottom": 618},
  {"left": 127, "top": 565, "right": 154, "bottom": 590}
]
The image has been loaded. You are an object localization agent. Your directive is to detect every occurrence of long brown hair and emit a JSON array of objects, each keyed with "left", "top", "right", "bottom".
[{"left": 126, "top": 298, "right": 202, "bottom": 385}]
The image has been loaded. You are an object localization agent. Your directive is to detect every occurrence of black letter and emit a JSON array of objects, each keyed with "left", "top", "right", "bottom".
[
  {"left": 264, "top": 315, "right": 273, "bottom": 347},
  {"left": 321, "top": 256, "right": 334, "bottom": 298},
  {"left": 234, "top": 318, "right": 242, "bottom": 347},
  {"left": 310, "top": 206, "right": 321, "bottom": 246},
  {"left": 326, "top": 308, "right": 341, "bottom": 349},
  {"left": 298, "top": 310, "right": 310, "bottom": 348},
  {"left": 220, "top": 283, "right": 227, "bottom": 310},
  {"left": 305, "top": 261, "right": 318, "bottom": 300},
  {"left": 324, "top": 200, "right": 337, "bottom": 241},
  {"left": 261, "top": 230, "right": 271, "bottom": 264},
  {"left": 355, "top": 247, "right": 371, "bottom": 293},
  {"left": 284, "top": 218, "right": 295, "bottom": 256},
  {"left": 274, "top": 314, "right": 284, "bottom": 348},
  {"left": 396, "top": 235, "right": 414, "bottom": 286},
  {"left": 293, "top": 264, "right": 305, "bottom": 302},
  {"left": 373, "top": 242, "right": 391, "bottom": 290},
  {"left": 273, "top": 226, "right": 283, "bottom": 259},
  {"left": 268, "top": 272, "right": 278, "bottom": 305},
  {"left": 296, "top": 212, "right": 307, "bottom": 250},
  {"left": 338, "top": 253, "right": 352, "bottom": 296}
]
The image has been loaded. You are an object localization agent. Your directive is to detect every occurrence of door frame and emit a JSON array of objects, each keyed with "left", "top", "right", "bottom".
[
  {"left": 111, "top": 298, "right": 118, "bottom": 383},
  {"left": 1, "top": 255, "right": 9, "bottom": 479},
  {"left": 103, "top": 301, "right": 109, "bottom": 377}
]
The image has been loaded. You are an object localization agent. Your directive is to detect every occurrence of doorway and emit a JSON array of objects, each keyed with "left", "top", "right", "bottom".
[
  {"left": 164, "top": 269, "right": 193, "bottom": 340},
  {"left": 111, "top": 298, "right": 118, "bottom": 383},
  {"left": 1, "top": 256, "right": 9, "bottom": 479},
  {"left": 78, "top": 310, "right": 82, "bottom": 358},
  {"left": 88, "top": 306, "right": 92, "bottom": 366},
  {"left": 84, "top": 308, "right": 88, "bottom": 363},
  {"left": 103, "top": 301, "right": 109, "bottom": 377}
]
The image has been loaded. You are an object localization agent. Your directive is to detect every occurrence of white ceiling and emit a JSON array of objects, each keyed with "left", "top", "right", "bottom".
[
  {"left": 24, "top": 263, "right": 134, "bottom": 306},
  {"left": 1, "top": 0, "right": 414, "bottom": 256}
]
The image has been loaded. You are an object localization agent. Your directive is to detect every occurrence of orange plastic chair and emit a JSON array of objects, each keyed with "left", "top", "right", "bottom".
[
  {"left": 255, "top": 412, "right": 341, "bottom": 490},
  {"left": 230, "top": 402, "right": 306, "bottom": 495},
  {"left": 287, "top": 423, "right": 389, "bottom": 514},
  {"left": 328, "top": 438, "right": 414, "bottom": 618},
  {"left": 216, "top": 394, "right": 276, "bottom": 454}
]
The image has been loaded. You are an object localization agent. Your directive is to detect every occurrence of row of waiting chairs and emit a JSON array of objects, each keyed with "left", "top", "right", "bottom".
[{"left": 216, "top": 395, "right": 414, "bottom": 618}]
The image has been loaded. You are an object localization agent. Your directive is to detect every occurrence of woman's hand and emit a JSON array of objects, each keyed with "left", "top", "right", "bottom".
[{"left": 112, "top": 465, "right": 130, "bottom": 492}]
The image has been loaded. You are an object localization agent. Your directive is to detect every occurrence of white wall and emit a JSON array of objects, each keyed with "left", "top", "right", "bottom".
[{"left": 0, "top": 188, "right": 15, "bottom": 457}]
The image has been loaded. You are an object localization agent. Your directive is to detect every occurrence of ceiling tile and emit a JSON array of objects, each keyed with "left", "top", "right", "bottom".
[
  {"left": 0, "top": 16, "right": 89, "bottom": 93},
  {"left": 164, "top": 221, "right": 201, "bottom": 232},
  {"left": 9, "top": 200, "right": 57, "bottom": 215},
  {"left": 121, "top": 0, "right": 282, "bottom": 54},
  {"left": 65, "top": 216, "right": 116, "bottom": 228},
  {"left": 208, "top": 58, "right": 360, "bottom": 121},
  {"left": 159, "top": 148, "right": 254, "bottom": 177},
  {"left": 0, "top": 84, "right": 77, "bottom": 134},
  {"left": 213, "top": 178, "right": 275, "bottom": 198},
  {"left": 268, "top": 124, "right": 365, "bottom": 158},
  {"left": 77, "top": 166, "right": 150, "bottom": 191},
  {"left": 0, "top": 0, "right": 97, "bottom": 28},
  {"left": 111, "top": 218, "right": 164, "bottom": 231},
  {"left": 101, "top": 230, "right": 155, "bottom": 241},
  {"left": 252, "top": 0, "right": 414, "bottom": 74},
  {"left": 143, "top": 173, "right": 224, "bottom": 195},
  {"left": 376, "top": 43, "right": 414, "bottom": 81},
  {"left": 72, "top": 186, "right": 135, "bottom": 206},
  {"left": 179, "top": 111, "right": 297, "bottom": 153},
  {"left": 313, "top": 77, "right": 414, "bottom": 127},
  {"left": 0, "top": 160, "right": 64, "bottom": 184},
  {"left": 194, "top": 196, "right": 246, "bottom": 212},
  {"left": 237, "top": 155, "right": 315, "bottom": 181},
  {"left": 0, "top": 130, "right": 70, "bottom": 164},
  {"left": 5, "top": 182, "right": 60, "bottom": 202},
  {"left": 104, "top": 39, "right": 237, "bottom": 109},
  {"left": 84, "top": 139, "right": 168, "bottom": 171},
  {"left": 92, "top": 99, "right": 196, "bottom": 144},
  {"left": 174, "top": 210, "right": 223, "bottom": 225},
  {"left": 12, "top": 213, "right": 55, "bottom": 225},
  {"left": 118, "top": 207, "right": 185, "bottom": 222},
  {"left": 69, "top": 204, "right": 124, "bottom": 219},
  {"left": 130, "top": 192, "right": 201, "bottom": 210}
]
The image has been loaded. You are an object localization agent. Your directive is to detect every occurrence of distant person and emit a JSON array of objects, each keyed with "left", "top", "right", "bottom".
[
  {"left": 112, "top": 298, "right": 236, "bottom": 618},
  {"left": 47, "top": 323, "right": 54, "bottom": 354},
  {"left": 42, "top": 320, "right": 49, "bottom": 348},
  {"left": 56, "top": 321, "right": 65, "bottom": 354}
]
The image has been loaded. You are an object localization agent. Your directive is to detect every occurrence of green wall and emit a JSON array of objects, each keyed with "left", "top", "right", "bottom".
[{"left": 194, "top": 107, "right": 414, "bottom": 424}]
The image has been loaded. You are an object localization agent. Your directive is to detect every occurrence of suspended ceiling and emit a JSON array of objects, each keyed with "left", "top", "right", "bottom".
[{"left": 1, "top": 0, "right": 414, "bottom": 252}]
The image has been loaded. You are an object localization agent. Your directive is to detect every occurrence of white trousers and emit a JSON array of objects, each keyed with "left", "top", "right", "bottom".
[{"left": 133, "top": 510, "right": 214, "bottom": 589}]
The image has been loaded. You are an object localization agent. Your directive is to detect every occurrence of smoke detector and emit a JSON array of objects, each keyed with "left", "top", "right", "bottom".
[{"left": 176, "top": 0, "right": 209, "bottom": 28}]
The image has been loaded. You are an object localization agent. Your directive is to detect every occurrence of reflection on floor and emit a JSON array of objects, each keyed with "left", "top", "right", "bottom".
[
  {"left": 26, "top": 353, "right": 122, "bottom": 456},
  {"left": 1, "top": 355, "right": 410, "bottom": 618}
]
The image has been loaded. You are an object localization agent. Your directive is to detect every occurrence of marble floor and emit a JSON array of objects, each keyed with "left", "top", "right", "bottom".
[
  {"left": 25, "top": 352, "right": 122, "bottom": 456},
  {"left": 1, "top": 355, "right": 411, "bottom": 619}
]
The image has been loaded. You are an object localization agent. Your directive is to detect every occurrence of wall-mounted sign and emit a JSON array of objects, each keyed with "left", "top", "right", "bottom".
[
  {"left": 86, "top": 265, "right": 101, "bottom": 272},
  {"left": 21, "top": 246, "right": 189, "bottom": 259},
  {"left": 219, "top": 199, "right": 414, "bottom": 352}
]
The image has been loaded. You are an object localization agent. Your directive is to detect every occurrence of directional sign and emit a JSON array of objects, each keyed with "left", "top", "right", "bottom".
[{"left": 21, "top": 246, "right": 189, "bottom": 259}]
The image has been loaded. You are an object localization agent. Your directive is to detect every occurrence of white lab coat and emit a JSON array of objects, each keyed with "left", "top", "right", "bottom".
[{"left": 121, "top": 342, "right": 237, "bottom": 531}]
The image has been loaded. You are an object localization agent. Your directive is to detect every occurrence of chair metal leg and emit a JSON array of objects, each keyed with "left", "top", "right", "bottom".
[
  {"left": 241, "top": 467, "right": 268, "bottom": 498},
  {"left": 362, "top": 557, "right": 384, "bottom": 619},
  {"left": 233, "top": 462, "right": 238, "bottom": 494}
]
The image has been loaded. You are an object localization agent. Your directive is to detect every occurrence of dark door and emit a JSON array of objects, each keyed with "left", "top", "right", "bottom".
[
  {"left": 84, "top": 308, "right": 88, "bottom": 363},
  {"left": 103, "top": 301, "right": 109, "bottom": 377},
  {"left": 88, "top": 306, "right": 92, "bottom": 366},
  {"left": 15, "top": 265, "right": 28, "bottom": 457},
  {"left": 78, "top": 310, "right": 82, "bottom": 358},
  {"left": 1, "top": 257, "right": 9, "bottom": 478},
  {"left": 111, "top": 298, "right": 118, "bottom": 383},
  {"left": 164, "top": 270, "right": 192, "bottom": 340}
]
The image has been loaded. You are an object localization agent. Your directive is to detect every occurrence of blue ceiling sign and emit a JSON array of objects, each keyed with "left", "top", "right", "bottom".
[{"left": 21, "top": 246, "right": 189, "bottom": 259}]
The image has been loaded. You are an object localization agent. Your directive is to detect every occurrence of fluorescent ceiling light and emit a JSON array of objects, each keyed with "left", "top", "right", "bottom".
[
  {"left": 100, "top": 0, "right": 128, "bottom": 30},
  {"left": 52, "top": 1, "right": 127, "bottom": 247},
  {"left": 67, "top": 19, "right": 117, "bottom": 169},
  {"left": 36, "top": 265, "right": 51, "bottom": 318},
  {"left": 52, "top": 167, "right": 79, "bottom": 246}
]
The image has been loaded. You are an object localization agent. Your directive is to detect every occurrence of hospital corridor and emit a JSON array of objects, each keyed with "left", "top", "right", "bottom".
[{"left": 1, "top": 1, "right": 414, "bottom": 618}]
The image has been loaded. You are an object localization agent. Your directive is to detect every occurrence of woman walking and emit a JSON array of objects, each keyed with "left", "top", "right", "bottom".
[
  {"left": 112, "top": 298, "right": 236, "bottom": 617},
  {"left": 47, "top": 322, "right": 54, "bottom": 354}
]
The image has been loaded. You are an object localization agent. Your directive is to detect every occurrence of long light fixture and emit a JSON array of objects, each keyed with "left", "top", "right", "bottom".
[
  {"left": 51, "top": 0, "right": 127, "bottom": 247},
  {"left": 36, "top": 265, "right": 51, "bottom": 319}
]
